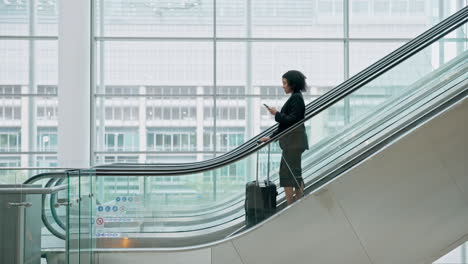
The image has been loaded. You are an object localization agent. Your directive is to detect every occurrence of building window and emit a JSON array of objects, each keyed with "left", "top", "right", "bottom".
[
  {"left": 147, "top": 128, "right": 196, "bottom": 151},
  {"left": 146, "top": 86, "right": 196, "bottom": 95},
  {"left": 0, "top": 128, "right": 21, "bottom": 152},
  {"left": 146, "top": 106, "right": 196, "bottom": 120},
  {"left": 352, "top": 0, "right": 369, "bottom": 14},
  {"left": 203, "top": 127, "right": 244, "bottom": 151},
  {"left": 37, "top": 105, "right": 57, "bottom": 120},
  {"left": 0, "top": 157, "right": 21, "bottom": 176},
  {"left": 105, "top": 128, "right": 139, "bottom": 151},
  {"left": 105, "top": 86, "right": 139, "bottom": 95},
  {"left": 36, "top": 156, "right": 58, "bottom": 167},
  {"left": 37, "top": 127, "right": 57, "bottom": 151},
  {"left": 37, "top": 85, "right": 58, "bottom": 95},
  {"left": 105, "top": 106, "right": 139, "bottom": 121}
]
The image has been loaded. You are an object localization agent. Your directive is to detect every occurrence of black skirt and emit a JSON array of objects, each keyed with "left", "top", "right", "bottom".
[{"left": 279, "top": 149, "right": 304, "bottom": 188}]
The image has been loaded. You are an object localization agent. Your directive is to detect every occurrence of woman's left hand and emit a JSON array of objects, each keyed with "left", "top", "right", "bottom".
[{"left": 267, "top": 107, "right": 278, "bottom": 115}]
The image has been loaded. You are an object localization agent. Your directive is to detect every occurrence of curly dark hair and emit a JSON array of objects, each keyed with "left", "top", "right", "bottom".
[{"left": 282, "top": 70, "right": 307, "bottom": 93}]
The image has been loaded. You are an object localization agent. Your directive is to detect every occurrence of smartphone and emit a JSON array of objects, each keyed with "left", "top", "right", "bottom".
[{"left": 263, "top": 103, "right": 270, "bottom": 109}]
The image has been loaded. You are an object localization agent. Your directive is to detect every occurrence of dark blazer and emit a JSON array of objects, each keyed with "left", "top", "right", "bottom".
[{"left": 271, "top": 92, "right": 309, "bottom": 151}]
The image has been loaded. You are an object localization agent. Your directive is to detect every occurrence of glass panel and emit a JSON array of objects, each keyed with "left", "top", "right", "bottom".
[
  {"left": 67, "top": 170, "right": 95, "bottom": 263},
  {"left": 97, "top": 41, "right": 213, "bottom": 85},
  {"left": 349, "top": 0, "right": 466, "bottom": 38},
  {"left": 252, "top": 0, "right": 343, "bottom": 38},
  {"left": 217, "top": 42, "right": 246, "bottom": 87},
  {"left": 0, "top": 39, "right": 59, "bottom": 168},
  {"left": 36, "top": 0, "right": 59, "bottom": 36},
  {"left": 216, "top": 0, "right": 246, "bottom": 38},
  {"left": 0, "top": 154, "right": 59, "bottom": 171},
  {"left": 349, "top": 41, "right": 405, "bottom": 76},
  {"left": 89, "top": 147, "right": 272, "bottom": 247},
  {"left": 94, "top": 41, "right": 213, "bottom": 157},
  {"left": 0, "top": 0, "right": 29, "bottom": 35},
  {"left": 0, "top": 40, "right": 29, "bottom": 84},
  {"left": 67, "top": 171, "right": 80, "bottom": 263},
  {"left": 252, "top": 42, "right": 344, "bottom": 91},
  {"left": 0, "top": 94, "right": 58, "bottom": 154},
  {"left": 35, "top": 40, "right": 58, "bottom": 84},
  {"left": 95, "top": 0, "right": 213, "bottom": 37}
]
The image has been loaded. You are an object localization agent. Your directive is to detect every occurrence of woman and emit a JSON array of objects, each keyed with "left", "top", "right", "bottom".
[{"left": 260, "top": 70, "right": 309, "bottom": 205}]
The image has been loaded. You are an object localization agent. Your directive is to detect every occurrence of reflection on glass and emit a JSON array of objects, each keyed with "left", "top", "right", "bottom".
[
  {"left": 349, "top": 0, "right": 465, "bottom": 38},
  {"left": 252, "top": 42, "right": 344, "bottom": 88},
  {"left": 0, "top": 1, "right": 29, "bottom": 35},
  {"left": 252, "top": 0, "right": 343, "bottom": 38},
  {"left": 349, "top": 42, "right": 405, "bottom": 76},
  {"left": 96, "top": 0, "right": 213, "bottom": 37}
]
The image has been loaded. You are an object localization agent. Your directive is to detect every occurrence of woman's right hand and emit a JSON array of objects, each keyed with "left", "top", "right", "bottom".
[{"left": 259, "top": 137, "right": 270, "bottom": 143}]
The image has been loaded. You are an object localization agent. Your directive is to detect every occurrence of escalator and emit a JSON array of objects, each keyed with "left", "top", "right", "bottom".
[{"left": 29, "top": 6, "right": 468, "bottom": 263}]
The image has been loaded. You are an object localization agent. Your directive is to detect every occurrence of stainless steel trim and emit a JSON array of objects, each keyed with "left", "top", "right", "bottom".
[
  {"left": 7, "top": 202, "right": 32, "bottom": 208},
  {"left": 0, "top": 168, "right": 70, "bottom": 170},
  {"left": 0, "top": 36, "right": 58, "bottom": 40},
  {"left": 0, "top": 184, "right": 67, "bottom": 194}
]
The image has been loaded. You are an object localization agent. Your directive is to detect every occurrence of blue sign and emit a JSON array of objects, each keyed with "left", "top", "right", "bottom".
[
  {"left": 105, "top": 206, "right": 111, "bottom": 212},
  {"left": 112, "top": 206, "right": 118, "bottom": 212},
  {"left": 122, "top": 197, "right": 127, "bottom": 202},
  {"left": 97, "top": 206, "right": 103, "bottom": 212},
  {"left": 128, "top": 197, "right": 133, "bottom": 202},
  {"left": 116, "top": 197, "right": 121, "bottom": 202}
]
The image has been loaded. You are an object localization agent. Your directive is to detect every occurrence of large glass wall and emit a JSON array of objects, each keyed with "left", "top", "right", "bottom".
[
  {"left": 91, "top": 0, "right": 467, "bottom": 206},
  {"left": 0, "top": 0, "right": 59, "bottom": 183},
  {"left": 92, "top": 0, "right": 466, "bottom": 166}
]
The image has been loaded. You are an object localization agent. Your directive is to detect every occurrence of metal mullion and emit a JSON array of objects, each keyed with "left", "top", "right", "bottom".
[
  {"left": 246, "top": 0, "right": 253, "bottom": 185},
  {"left": 95, "top": 36, "right": 345, "bottom": 42},
  {"left": 96, "top": 0, "right": 106, "bottom": 168},
  {"left": 213, "top": 0, "right": 217, "bottom": 156},
  {"left": 212, "top": 0, "right": 217, "bottom": 201},
  {"left": 94, "top": 151, "right": 225, "bottom": 154},
  {"left": 28, "top": 0, "right": 37, "bottom": 168},
  {"left": 344, "top": 0, "right": 350, "bottom": 125},
  {"left": 0, "top": 94, "right": 58, "bottom": 97},
  {"left": 93, "top": 93, "right": 326, "bottom": 99},
  {"left": 93, "top": 37, "right": 424, "bottom": 43},
  {"left": 90, "top": 0, "right": 96, "bottom": 167},
  {"left": 0, "top": 151, "right": 57, "bottom": 155},
  {"left": 0, "top": 36, "right": 57, "bottom": 40},
  {"left": 438, "top": 0, "right": 445, "bottom": 66},
  {"left": 0, "top": 167, "right": 69, "bottom": 170},
  {"left": 347, "top": 38, "right": 412, "bottom": 42}
]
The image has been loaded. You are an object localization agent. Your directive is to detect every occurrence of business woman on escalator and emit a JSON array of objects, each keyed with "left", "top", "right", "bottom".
[{"left": 260, "top": 70, "right": 309, "bottom": 205}]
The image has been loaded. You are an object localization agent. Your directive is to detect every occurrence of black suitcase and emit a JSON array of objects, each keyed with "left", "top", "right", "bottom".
[{"left": 245, "top": 144, "right": 277, "bottom": 227}]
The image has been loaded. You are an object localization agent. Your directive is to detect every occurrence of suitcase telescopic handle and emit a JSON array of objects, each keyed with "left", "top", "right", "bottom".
[
  {"left": 266, "top": 144, "right": 271, "bottom": 183},
  {"left": 256, "top": 141, "right": 272, "bottom": 186},
  {"left": 256, "top": 146, "right": 260, "bottom": 185}
]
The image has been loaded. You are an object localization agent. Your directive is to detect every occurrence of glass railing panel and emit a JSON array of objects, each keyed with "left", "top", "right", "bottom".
[
  {"left": 87, "top": 146, "right": 279, "bottom": 248},
  {"left": 81, "top": 169, "right": 95, "bottom": 263},
  {"left": 67, "top": 169, "right": 95, "bottom": 263},
  {"left": 67, "top": 170, "right": 80, "bottom": 264}
]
